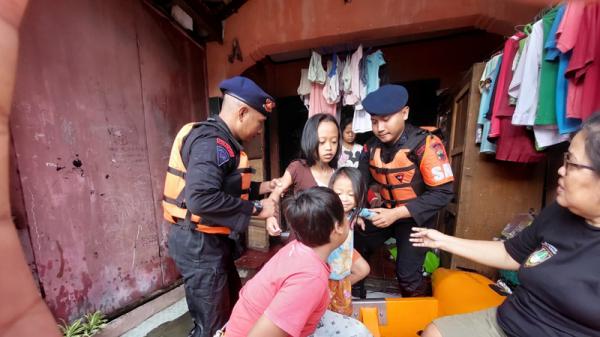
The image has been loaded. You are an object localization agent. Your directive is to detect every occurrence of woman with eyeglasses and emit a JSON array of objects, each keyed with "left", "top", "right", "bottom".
[{"left": 410, "top": 112, "right": 600, "bottom": 337}]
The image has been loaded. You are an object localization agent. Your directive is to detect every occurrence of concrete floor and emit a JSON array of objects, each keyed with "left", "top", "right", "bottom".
[
  {"left": 144, "top": 312, "right": 193, "bottom": 337},
  {"left": 121, "top": 298, "right": 192, "bottom": 337}
]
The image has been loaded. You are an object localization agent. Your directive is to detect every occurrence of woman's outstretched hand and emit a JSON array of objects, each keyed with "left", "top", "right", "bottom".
[{"left": 410, "top": 227, "right": 447, "bottom": 249}]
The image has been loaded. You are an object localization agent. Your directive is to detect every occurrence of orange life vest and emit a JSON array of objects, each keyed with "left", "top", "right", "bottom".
[
  {"left": 369, "top": 127, "right": 452, "bottom": 208},
  {"left": 162, "top": 122, "right": 253, "bottom": 234}
]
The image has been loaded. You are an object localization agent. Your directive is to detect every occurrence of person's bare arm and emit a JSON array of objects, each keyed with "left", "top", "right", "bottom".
[
  {"left": 0, "top": 1, "right": 62, "bottom": 336},
  {"left": 247, "top": 314, "right": 289, "bottom": 337},
  {"left": 267, "top": 170, "right": 293, "bottom": 203},
  {"left": 410, "top": 228, "right": 520, "bottom": 271},
  {"left": 264, "top": 170, "right": 293, "bottom": 235}
]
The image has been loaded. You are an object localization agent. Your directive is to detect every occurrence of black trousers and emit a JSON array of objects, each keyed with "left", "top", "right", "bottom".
[
  {"left": 168, "top": 224, "right": 241, "bottom": 337},
  {"left": 354, "top": 220, "right": 429, "bottom": 297}
]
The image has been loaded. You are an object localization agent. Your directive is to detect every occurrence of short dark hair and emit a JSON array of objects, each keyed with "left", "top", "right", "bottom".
[
  {"left": 283, "top": 187, "right": 344, "bottom": 247},
  {"left": 300, "top": 113, "right": 340, "bottom": 168},
  {"left": 329, "top": 167, "right": 367, "bottom": 223},
  {"left": 582, "top": 111, "right": 600, "bottom": 173}
]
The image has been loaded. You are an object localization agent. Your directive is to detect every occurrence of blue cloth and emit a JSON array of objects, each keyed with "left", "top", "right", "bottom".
[
  {"left": 366, "top": 50, "right": 386, "bottom": 95},
  {"left": 478, "top": 54, "right": 502, "bottom": 154},
  {"left": 544, "top": 5, "right": 565, "bottom": 60},
  {"left": 329, "top": 53, "right": 338, "bottom": 77},
  {"left": 219, "top": 76, "right": 274, "bottom": 115},
  {"left": 544, "top": 5, "right": 581, "bottom": 134},
  {"left": 362, "top": 84, "right": 408, "bottom": 116}
]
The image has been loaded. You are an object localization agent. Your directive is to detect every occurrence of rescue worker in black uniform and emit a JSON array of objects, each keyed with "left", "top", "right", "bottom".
[
  {"left": 355, "top": 84, "right": 454, "bottom": 297},
  {"left": 164, "top": 76, "right": 280, "bottom": 337}
]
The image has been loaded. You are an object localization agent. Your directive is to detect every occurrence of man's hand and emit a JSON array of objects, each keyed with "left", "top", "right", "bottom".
[
  {"left": 255, "top": 198, "right": 278, "bottom": 219},
  {"left": 369, "top": 208, "right": 395, "bottom": 228},
  {"left": 370, "top": 206, "right": 410, "bottom": 228},
  {"left": 258, "top": 178, "right": 283, "bottom": 195}
]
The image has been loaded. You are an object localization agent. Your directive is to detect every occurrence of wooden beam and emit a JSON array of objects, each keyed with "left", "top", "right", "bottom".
[
  {"left": 182, "top": 0, "right": 223, "bottom": 43},
  {"left": 217, "top": 0, "right": 248, "bottom": 20}
]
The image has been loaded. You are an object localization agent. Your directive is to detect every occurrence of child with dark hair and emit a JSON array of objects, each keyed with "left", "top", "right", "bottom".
[
  {"left": 280, "top": 113, "right": 340, "bottom": 192},
  {"left": 325, "top": 167, "right": 370, "bottom": 316},
  {"left": 265, "top": 113, "right": 341, "bottom": 235},
  {"left": 337, "top": 116, "right": 363, "bottom": 168},
  {"left": 224, "top": 187, "right": 370, "bottom": 337}
]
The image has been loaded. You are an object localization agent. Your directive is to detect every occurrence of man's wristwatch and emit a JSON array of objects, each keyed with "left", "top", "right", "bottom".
[{"left": 252, "top": 200, "right": 263, "bottom": 216}]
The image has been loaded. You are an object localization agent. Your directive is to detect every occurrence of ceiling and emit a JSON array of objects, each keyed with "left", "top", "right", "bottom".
[{"left": 146, "top": 0, "right": 248, "bottom": 43}]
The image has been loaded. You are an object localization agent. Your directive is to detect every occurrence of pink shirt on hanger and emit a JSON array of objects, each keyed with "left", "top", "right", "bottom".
[
  {"left": 556, "top": 1, "right": 585, "bottom": 54},
  {"left": 308, "top": 82, "right": 336, "bottom": 117}
]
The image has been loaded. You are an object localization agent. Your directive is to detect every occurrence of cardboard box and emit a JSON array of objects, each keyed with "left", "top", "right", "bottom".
[{"left": 247, "top": 217, "right": 269, "bottom": 252}]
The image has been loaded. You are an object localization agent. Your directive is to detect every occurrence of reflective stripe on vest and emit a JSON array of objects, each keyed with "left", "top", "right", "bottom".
[
  {"left": 369, "top": 147, "right": 418, "bottom": 208},
  {"left": 162, "top": 122, "right": 252, "bottom": 234}
]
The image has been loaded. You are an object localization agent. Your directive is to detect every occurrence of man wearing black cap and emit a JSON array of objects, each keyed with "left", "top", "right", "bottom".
[
  {"left": 164, "top": 76, "right": 280, "bottom": 337},
  {"left": 356, "top": 84, "right": 454, "bottom": 297}
]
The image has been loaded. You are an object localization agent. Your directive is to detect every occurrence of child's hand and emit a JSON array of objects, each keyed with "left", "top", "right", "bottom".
[
  {"left": 266, "top": 216, "right": 281, "bottom": 236},
  {"left": 356, "top": 217, "right": 366, "bottom": 231}
]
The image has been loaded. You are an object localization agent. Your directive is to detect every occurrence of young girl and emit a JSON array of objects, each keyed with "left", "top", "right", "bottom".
[
  {"left": 326, "top": 167, "right": 370, "bottom": 315},
  {"left": 266, "top": 113, "right": 341, "bottom": 236},
  {"left": 337, "top": 116, "right": 363, "bottom": 168}
]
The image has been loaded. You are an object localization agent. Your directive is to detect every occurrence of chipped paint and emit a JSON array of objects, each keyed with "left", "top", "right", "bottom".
[{"left": 10, "top": 0, "right": 206, "bottom": 321}]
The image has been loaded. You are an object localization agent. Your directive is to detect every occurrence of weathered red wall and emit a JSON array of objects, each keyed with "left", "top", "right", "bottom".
[
  {"left": 10, "top": 0, "right": 207, "bottom": 321},
  {"left": 206, "top": 0, "right": 544, "bottom": 95}
]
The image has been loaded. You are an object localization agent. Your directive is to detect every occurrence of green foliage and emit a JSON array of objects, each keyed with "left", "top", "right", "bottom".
[{"left": 58, "top": 311, "right": 108, "bottom": 337}]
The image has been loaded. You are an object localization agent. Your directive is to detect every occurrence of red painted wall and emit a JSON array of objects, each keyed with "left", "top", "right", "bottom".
[{"left": 10, "top": 0, "right": 207, "bottom": 321}]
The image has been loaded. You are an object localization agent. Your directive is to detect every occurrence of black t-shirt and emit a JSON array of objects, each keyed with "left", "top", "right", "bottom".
[{"left": 498, "top": 202, "right": 600, "bottom": 337}]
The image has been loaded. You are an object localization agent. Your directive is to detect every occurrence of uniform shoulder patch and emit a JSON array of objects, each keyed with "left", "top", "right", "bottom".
[
  {"left": 216, "top": 138, "right": 235, "bottom": 157},
  {"left": 216, "top": 146, "right": 230, "bottom": 167}
]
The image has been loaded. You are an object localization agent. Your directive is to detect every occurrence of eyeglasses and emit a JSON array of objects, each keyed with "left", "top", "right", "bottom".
[{"left": 563, "top": 152, "right": 595, "bottom": 174}]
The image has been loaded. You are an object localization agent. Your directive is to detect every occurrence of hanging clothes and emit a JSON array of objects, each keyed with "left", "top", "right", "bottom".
[
  {"left": 308, "top": 82, "right": 336, "bottom": 117},
  {"left": 508, "top": 20, "right": 544, "bottom": 125},
  {"left": 341, "top": 54, "right": 352, "bottom": 95},
  {"left": 297, "top": 68, "right": 311, "bottom": 109},
  {"left": 489, "top": 32, "right": 527, "bottom": 139},
  {"left": 323, "top": 57, "right": 341, "bottom": 104},
  {"left": 308, "top": 51, "right": 327, "bottom": 84},
  {"left": 533, "top": 125, "right": 570, "bottom": 148},
  {"left": 298, "top": 68, "right": 311, "bottom": 96},
  {"left": 365, "top": 50, "right": 386, "bottom": 95},
  {"left": 535, "top": 6, "right": 561, "bottom": 126},
  {"left": 510, "top": 20, "right": 544, "bottom": 126},
  {"left": 547, "top": 3, "right": 581, "bottom": 134},
  {"left": 476, "top": 53, "right": 502, "bottom": 154},
  {"left": 565, "top": 3, "right": 600, "bottom": 122},
  {"left": 352, "top": 108, "right": 372, "bottom": 133},
  {"left": 495, "top": 118, "right": 545, "bottom": 163},
  {"left": 344, "top": 45, "right": 363, "bottom": 106}
]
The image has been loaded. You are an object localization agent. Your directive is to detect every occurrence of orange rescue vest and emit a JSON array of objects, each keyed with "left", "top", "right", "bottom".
[
  {"left": 162, "top": 122, "right": 253, "bottom": 234},
  {"left": 369, "top": 127, "right": 453, "bottom": 208}
]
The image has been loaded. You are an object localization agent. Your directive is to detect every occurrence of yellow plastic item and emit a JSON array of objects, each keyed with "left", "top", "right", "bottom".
[{"left": 356, "top": 268, "right": 505, "bottom": 337}]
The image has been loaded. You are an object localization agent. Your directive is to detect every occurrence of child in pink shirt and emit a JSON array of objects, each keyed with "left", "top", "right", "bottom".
[{"left": 225, "top": 187, "right": 350, "bottom": 337}]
